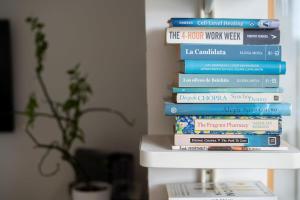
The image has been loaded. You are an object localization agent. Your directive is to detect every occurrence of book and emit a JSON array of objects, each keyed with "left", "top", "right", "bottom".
[
  {"left": 175, "top": 116, "right": 282, "bottom": 135},
  {"left": 178, "top": 74, "right": 279, "bottom": 88},
  {"left": 180, "top": 44, "right": 281, "bottom": 61},
  {"left": 172, "top": 87, "right": 283, "bottom": 93},
  {"left": 166, "top": 27, "right": 280, "bottom": 45},
  {"left": 172, "top": 145, "right": 288, "bottom": 151},
  {"left": 183, "top": 60, "right": 286, "bottom": 75},
  {"left": 169, "top": 18, "right": 280, "bottom": 29},
  {"left": 174, "top": 134, "right": 280, "bottom": 147},
  {"left": 164, "top": 102, "right": 291, "bottom": 116},
  {"left": 166, "top": 181, "right": 277, "bottom": 200},
  {"left": 176, "top": 93, "right": 282, "bottom": 103}
]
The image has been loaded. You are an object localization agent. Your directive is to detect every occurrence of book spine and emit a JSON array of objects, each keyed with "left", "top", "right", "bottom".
[
  {"left": 178, "top": 74, "right": 279, "bottom": 88},
  {"left": 172, "top": 145, "right": 288, "bottom": 151},
  {"left": 180, "top": 44, "right": 281, "bottom": 61},
  {"left": 172, "top": 87, "right": 283, "bottom": 93},
  {"left": 166, "top": 27, "right": 280, "bottom": 45},
  {"left": 169, "top": 18, "right": 280, "bottom": 29},
  {"left": 176, "top": 93, "right": 282, "bottom": 103},
  {"left": 175, "top": 116, "right": 282, "bottom": 134},
  {"left": 174, "top": 134, "right": 281, "bottom": 147},
  {"left": 164, "top": 102, "right": 291, "bottom": 116},
  {"left": 184, "top": 60, "right": 286, "bottom": 75}
]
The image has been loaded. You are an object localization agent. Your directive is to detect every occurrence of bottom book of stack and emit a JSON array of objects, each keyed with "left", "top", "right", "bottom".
[{"left": 166, "top": 181, "right": 277, "bottom": 200}]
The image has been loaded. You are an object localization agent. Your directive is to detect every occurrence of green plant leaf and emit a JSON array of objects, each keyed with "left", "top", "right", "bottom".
[
  {"left": 25, "top": 94, "right": 39, "bottom": 127},
  {"left": 63, "top": 99, "right": 79, "bottom": 111}
]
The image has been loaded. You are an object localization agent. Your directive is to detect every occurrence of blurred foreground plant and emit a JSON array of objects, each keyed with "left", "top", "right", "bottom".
[{"left": 20, "top": 17, "right": 134, "bottom": 186}]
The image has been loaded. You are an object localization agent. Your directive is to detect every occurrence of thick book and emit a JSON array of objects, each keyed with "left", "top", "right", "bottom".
[
  {"left": 174, "top": 134, "right": 280, "bottom": 147},
  {"left": 178, "top": 74, "right": 279, "bottom": 88},
  {"left": 183, "top": 60, "right": 286, "bottom": 75},
  {"left": 169, "top": 18, "right": 280, "bottom": 29},
  {"left": 172, "top": 87, "right": 283, "bottom": 93},
  {"left": 180, "top": 44, "right": 281, "bottom": 61},
  {"left": 164, "top": 102, "right": 291, "bottom": 116},
  {"left": 175, "top": 116, "right": 282, "bottom": 135},
  {"left": 166, "top": 181, "right": 277, "bottom": 200},
  {"left": 172, "top": 145, "right": 288, "bottom": 151},
  {"left": 166, "top": 27, "right": 280, "bottom": 45},
  {"left": 176, "top": 93, "right": 282, "bottom": 103}
]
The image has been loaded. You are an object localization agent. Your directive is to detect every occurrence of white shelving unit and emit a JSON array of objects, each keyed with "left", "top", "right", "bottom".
[
  {"left": 143, "top": 0, "right": 299, "bottom": 199},
  {"left": 140, "top": 135, "right": 300, "bottom": 169}
]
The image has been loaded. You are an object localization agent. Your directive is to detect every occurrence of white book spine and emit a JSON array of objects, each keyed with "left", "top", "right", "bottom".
[
  {"left": 167, "top": 181, "right": 277, "bottom": 200},
  {"left": 176, "top": 93, "right": 282, "bottom": 103},
  {"left": 166, "top": 27, "right": 243, "bottom": 44}
]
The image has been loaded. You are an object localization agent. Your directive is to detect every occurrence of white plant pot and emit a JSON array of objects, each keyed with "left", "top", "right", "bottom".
[{"left": 72, "top": 181, "right": 111, "bottom": 200}]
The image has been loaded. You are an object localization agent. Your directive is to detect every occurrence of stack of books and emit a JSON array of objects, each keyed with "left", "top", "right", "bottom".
[{"left": 164, "top": 18, "right": 291, "bottom": 151}]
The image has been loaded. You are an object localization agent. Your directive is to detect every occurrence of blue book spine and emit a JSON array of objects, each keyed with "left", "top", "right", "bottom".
[
  {"left": 175, "top": 116, "right": 282, "bottom": 135},
  {"left": 180, "top": 44, "right": 281, "bottom": 61},
  {"left": 172, "top": 87, "right": 283, "bottom": 93},
  {"left": 184, "top": 60, "right": 286, "bottom": 75},
  {"left": 164, "top": 102, "right": 291, "bottom": 116},
  {"left": 174, "top": 134, "right": 280, "bottom": 147},
  {"left": 179, "top": 74, "right": 279, "bottom": 88},
  {"left": 169, "top": 18, "right": 280, "bottom": 29}
]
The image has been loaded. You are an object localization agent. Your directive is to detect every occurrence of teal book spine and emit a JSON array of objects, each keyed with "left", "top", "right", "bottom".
[
  {"left": 180, "top": 44, "right": 281, "bottom": 61},
  {"left": 169, "top": 18, "right": 280, "bottom": 29},
  {"left": 172, "top": 87, "right": 283, "bottom": 93},
  {"left": 178, "top": 74, "right": 279, "bottom": 88},
  {"left": 164, "top": 102, "right": 291, "bottom": 116},
  {"left": 184, "top": 60, "right": 286, "bottom": 75}
]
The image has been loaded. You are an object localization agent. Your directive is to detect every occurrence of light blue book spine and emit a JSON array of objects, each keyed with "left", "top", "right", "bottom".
[
  {"left": 172, "top": 87, "right": 283, "bottom": 93},
  {"left": 169, "top": 18, "right": 280, "bottom": 29},
  {"left": 164, "top": 102, "right": 291, "bottom": 116},
  {"left": 184, "top": 60, "right": 286, "bottom": 75},
  {"left": 179, "top": 74, "right": 279, "bottom": 88},
  {"left": 174, "top": 134, "right": 280, "bottom": 147},
  {"left": 175, "top": 116, "right": 282, "bottom": 135},
  {"left": 180, "top": 44, "right": 281, "bottom": 61}
]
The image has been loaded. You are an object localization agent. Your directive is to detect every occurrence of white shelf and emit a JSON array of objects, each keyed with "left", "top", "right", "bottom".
[{"left": 140, "top": 135, "right": 300, "bottom": 169}]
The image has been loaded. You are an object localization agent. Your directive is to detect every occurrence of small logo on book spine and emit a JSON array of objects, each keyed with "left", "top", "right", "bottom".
[
  {"left": 274, "top": 96, "right": 279, "bottom": 101},
  {"left": 268, "top": 137, "right": 277, "bottom": 145},
  {"left": 170, "top": 107, "right": 177, "bottom": 114}
]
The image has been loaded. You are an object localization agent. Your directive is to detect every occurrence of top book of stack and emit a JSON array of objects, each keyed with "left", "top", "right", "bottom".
[
  {"left": 166, "top": 18, "right": 280, "bottom": 45},
  {"left": 168, "top": 18, "right": 280, "bottom": 28}
]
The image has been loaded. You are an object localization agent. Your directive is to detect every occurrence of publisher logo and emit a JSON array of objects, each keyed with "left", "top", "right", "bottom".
[
  {"left": 270, "top": 34, "right": 277, "bottom": 39},
  {"left": 268, "top": 137, "right": 277, "bottom": 145},
  {"left": 170, "top": 107, "right": 177, "bottom": 114},
  {"left": 274, "top": 95, "right": 279, "bottom": 101}
]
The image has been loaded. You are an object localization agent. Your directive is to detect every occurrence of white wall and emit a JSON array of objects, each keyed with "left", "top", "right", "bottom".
[
  {"left": 274, "top": 1, "right": 298, "bottom": 200},
  {"left": 0, "top": 1, "right": 147, "bottom": 200}
]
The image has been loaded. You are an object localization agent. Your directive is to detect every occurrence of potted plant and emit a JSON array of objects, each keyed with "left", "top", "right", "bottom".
[{"left": 21, "top": 17, "right": 134, "bottom": 200}]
